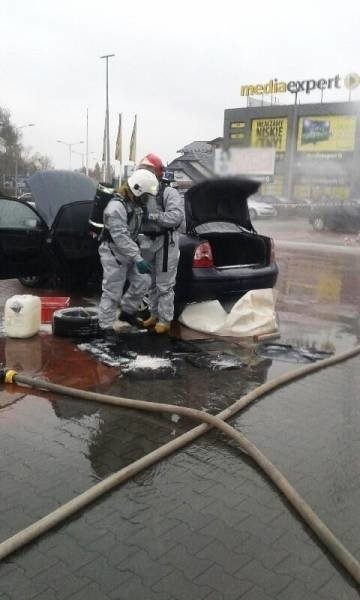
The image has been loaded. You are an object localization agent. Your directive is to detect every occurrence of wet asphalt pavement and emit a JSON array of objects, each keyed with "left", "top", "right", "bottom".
[{"left": 0, "top": 235, "right": 359, "bottom": 599}]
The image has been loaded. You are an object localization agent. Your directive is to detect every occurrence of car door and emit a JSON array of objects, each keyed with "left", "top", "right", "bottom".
[
  {"left": 50, "top": 201, "right": 100, "bottom": 284},
  {"left": 0, "top": 198, "right": 48, "bottom": 279},
  {"left": 343, "top": 200, "right": 360, "bottom": 231}
]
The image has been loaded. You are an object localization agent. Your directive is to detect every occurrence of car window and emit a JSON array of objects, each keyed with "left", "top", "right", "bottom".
[
  {"left": 53, "top": 201, "right": 91, "bottom": 234},
  {"left": 0, "top": 199, "right": 42, "bottom": 229}
]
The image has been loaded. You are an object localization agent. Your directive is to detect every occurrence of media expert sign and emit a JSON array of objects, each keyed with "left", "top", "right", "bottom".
[
  {"left": 241, "top": 73, "right": 360, "bottom": 97},
  {"left": 251, "top": 118, "right": 288, "bottom": 152},
  {"left": 297, "top": 115, "right": 357, "bottom": 153}
]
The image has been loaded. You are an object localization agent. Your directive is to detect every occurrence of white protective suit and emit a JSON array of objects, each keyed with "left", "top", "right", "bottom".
[
  {"left": 140, "top": 184, "right": 184, "bottom": 323},
  {"left": 98, "top": 194, "right": 149, "bottom": 329}
]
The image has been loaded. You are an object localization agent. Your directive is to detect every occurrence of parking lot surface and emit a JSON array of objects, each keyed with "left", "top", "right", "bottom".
[{"left": 0, "top": 241, "right": 359, "bottom": 600}]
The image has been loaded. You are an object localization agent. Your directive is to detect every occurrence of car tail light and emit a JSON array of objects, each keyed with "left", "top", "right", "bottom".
[
  {"left": 270, "top": 238, "right": 276, "bottom": 263},
  {"left": 193, "top": 241, "right": 214, "bottom": 268}
]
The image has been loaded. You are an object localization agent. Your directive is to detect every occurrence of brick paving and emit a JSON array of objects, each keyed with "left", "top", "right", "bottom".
[
  {"left": 0, "top": 278, "right": 359, "bottom": 599},
  {"left": 0, "top": 358, "right": 359, "bottom": 599}
]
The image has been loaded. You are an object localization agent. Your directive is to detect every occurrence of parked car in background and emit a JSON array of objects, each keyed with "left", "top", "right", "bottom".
[
  {"left": 18, "top": 192, "right": 34, "bottom": 203},
  {"left": 309, "top": 199, "right": 360, "bottom": 232},
  {"left": 0, "top": 172, "right": 278, "bottom": 314},
  {"left": 276, "top": 196, "right": 306, "bottom": 217},
  {"left": 251, "top": 193, "right": 305, "bottom": 217},
  {"left": 247, "top": 196, "right": 277, "bottom": 219}
]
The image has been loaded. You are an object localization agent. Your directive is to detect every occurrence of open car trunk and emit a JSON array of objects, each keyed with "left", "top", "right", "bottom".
[
  {"left": 198, "top": 230, "right": 268, "bottom": 268},
  {"left": 185, "top": 179, "right": 269, "bottom": 269}
]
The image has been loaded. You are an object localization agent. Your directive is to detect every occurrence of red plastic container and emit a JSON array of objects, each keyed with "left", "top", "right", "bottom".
[{"left": 40, "top": 297, "right": 70, "bottom": 323}]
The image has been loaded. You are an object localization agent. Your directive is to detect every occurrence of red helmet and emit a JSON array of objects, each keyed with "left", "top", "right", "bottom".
[{"left": 139, "top": 153, "right": 165, "bottom": 180}]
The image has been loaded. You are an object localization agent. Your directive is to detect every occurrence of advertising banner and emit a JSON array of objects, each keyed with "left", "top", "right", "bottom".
[
  {"left": 261, "top": 175, "right": 285, "bottom": 197},
  {"left": 215, "top": 147, "right": 275, "bottom": 176},
  {"left": 297, "top": 115, "right": 357, "bottom": 152},
  {"left": 251, "top": 118, "right": 288, "bottom": 152}
]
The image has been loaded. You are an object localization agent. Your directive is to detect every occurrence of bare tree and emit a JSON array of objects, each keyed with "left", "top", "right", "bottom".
[{"left": 0, "top": 106, "right": 53, "bottom": 195}]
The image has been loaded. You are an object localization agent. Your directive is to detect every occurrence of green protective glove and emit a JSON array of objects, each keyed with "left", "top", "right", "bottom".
[{"left": 136, "top": 260, "right": 152, "bottom": 274}]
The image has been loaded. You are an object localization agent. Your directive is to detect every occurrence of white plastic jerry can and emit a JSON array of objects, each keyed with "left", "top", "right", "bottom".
[{"left": 4, "top": 295, "right": 41, "bottom": 338}]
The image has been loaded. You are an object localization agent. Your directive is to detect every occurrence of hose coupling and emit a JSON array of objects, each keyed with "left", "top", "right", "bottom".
[{"left": 0, "top": 368, "right": 17, "bottom": 384}]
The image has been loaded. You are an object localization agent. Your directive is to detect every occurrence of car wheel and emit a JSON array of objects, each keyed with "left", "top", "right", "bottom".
[
  {"left": 19, "top": 275, "right": 45, "bottom": 288},
  {"left": 52, "top": 307, "right": 99, "bottom": 338},
  {"left": 249, "top": 208, "right": 257, "bottom": 220},
  {"left": 312, "top": 216, "right": 325, "bottom": 231}
]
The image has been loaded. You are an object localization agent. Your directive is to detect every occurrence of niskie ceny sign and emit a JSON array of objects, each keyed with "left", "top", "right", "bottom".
[{"left": 241, "top": 73, "right": 360, "bottom": 96}]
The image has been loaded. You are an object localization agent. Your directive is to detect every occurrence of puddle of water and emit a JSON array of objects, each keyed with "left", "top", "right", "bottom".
[
  {"left": 258, "top": 343, "right": 333, "bottom": 363},
  {"left": 76, "top": 332, "right": 247, "bottom": 377},
  {"left": 184, "top": 353, "right": 243, "bottom": 371}
]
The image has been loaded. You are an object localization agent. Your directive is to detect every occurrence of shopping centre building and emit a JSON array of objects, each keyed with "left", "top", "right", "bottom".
[{"left": 223, "top": 100, "right": 360, "bottom": 201}]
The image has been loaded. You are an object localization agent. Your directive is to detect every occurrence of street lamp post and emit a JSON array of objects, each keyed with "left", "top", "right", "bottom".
[
  {"left": 15, "top": 123, "right": 35, "bottom": 197},
  {"left": 88, "top": 152, "right": 97, "bottom": 172},
  {"left": 57, "top": 140, "right": 84, "bottom": 170},
  {"left": 72, "top": 149, "right": 85, "bottom": 170},
  {"left": 72, "top": 150, "right": 97, "bottom": 173},
  {"left": 100, "top": 53, "right": 115, "bottom": 183},
  {"left": 86, "top": 108, "right": 89, "bottom": 176}
]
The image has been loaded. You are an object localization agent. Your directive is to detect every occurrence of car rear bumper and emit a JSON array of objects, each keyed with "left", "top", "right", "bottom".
[{"left": 175, "top": 263, "right": 278, "bottom": 303}]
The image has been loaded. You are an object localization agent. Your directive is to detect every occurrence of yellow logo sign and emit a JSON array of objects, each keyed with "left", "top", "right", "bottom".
[
  {"left": 241, "top": 74, "right": 359, "bottom": 96},
  {"left": 251, "top": 118, "right": 288, "bottom": 152},
  {"left": 344, "top": 73, "right": 360, "bottom": 90}
]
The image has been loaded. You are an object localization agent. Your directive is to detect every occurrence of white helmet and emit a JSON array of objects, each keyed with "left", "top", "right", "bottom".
[{"left": 128, "top": 169, "right": 159, "bottom": 198}]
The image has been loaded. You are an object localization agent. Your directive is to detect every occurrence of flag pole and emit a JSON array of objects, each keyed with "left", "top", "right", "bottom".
[
  {"left": 115, "top": 113, "right": 122, "bottom": 187},
  {"left": 118, "top": 112, "right": 122, "bottom": 186},
  {"left": 129, "top": 114, "right": 137, "bottom": 165}
]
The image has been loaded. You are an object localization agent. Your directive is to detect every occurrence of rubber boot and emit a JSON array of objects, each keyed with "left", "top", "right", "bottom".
[
  {"left": 118, "top": 310, "right": 141, "bottom": 327},
  {"left": 143, "top": 315, "right": 158, "bottom": 328},
  {"left": 100, "top": 327, "right": 119, "bottom": 343},
  {"left": 154, "top": 322, "right": 171, "bottom": 335}
]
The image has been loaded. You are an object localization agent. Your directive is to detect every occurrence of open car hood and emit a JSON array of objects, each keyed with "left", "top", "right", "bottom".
[
  {"left": 28, "top": 170, "right": 97, "bottom": 228},
  {"left": 185, "top": 178, "right": 260, "bottom": 231}
]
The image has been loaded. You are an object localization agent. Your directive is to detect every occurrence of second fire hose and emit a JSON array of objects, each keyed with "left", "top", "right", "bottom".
[{"left": 0, "top": 345, "right": 359, "bottom": 586}]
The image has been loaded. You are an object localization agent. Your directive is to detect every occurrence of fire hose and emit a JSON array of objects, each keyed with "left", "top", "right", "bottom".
[{"left": 0, "top": 344, "right": 359, "bottom": 586}]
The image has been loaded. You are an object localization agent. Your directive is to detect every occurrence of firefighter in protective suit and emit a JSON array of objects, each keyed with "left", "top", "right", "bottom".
[
  {"left": 137, "top": 154, "right": 184, "bottom": 334},
  {"left": 98, "top": 169, "right": 159, "bottom": 336}
]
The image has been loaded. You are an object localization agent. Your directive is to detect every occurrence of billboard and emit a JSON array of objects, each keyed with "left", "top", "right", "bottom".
[
  {"left": 297, "top": 115, "right": 357, "bottom": 152},
  {"left": 214, "top": 147, "right": 275, "bottom": 176},
  {"left": 251, "top": 118, "right": 288, "bottom": 152}
]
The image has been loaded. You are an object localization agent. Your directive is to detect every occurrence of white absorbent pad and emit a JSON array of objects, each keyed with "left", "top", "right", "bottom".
[{"left": 179, "top": 289, "right": 278, "bottom": 337}]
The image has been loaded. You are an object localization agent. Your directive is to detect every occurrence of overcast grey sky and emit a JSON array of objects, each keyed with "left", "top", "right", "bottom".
[{"left": 1, "top": 0, "right": 359, "bottom": 171}]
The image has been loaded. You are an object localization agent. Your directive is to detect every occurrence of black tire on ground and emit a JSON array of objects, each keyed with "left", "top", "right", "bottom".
[
  {"left": 52, "top": 307, "right": 99, "bottom": 338},
  {"left": 19, "top": 275, "right": 46, "bottom": 288},
  {"left": 312, "top": 216, "right": 325, "bottom": 231}
]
